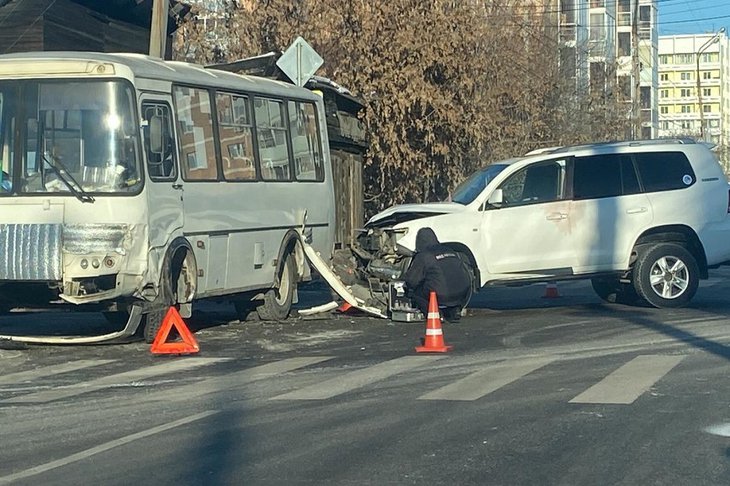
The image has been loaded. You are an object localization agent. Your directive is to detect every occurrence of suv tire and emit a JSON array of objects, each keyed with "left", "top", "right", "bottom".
[
  {"left": 590, "top": 277, "right": 641, "bottom": 305},
  {"left": 633, "top": 243, "right": 699, "bottom": 308}
]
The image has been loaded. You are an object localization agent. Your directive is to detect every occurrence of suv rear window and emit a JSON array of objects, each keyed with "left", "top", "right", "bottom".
[
  {"left": 634, "top": 152, "right": 695, "bottom": 192},
  {"left": 573, "top": 154, "right": 640, "bottom": 199}
]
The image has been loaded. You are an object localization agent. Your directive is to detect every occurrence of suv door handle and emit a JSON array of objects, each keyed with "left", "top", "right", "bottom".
[
  {"left": 626, "top": 207, "right": 648, "bottom": 214},
  {"left": 172, "top": 183, "right": 183, "bottom": 190},
  {"left": 546, "top": 212, "right": 568, "bottom": 221}
]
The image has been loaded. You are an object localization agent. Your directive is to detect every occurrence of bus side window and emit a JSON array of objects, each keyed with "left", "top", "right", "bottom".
[
  {"left": 288, "top": 100, "right": 323, "bottom": 182},
  {"left": 142, "top": 103, "right": 176, "bottom": 180}
]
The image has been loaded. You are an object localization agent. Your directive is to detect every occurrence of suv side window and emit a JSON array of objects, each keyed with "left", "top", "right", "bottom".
[
  {"left": 634, "top": 151, "right": 695, "bottom": 192},
  {"left": 573, "top": 154, "right": 641, "bottom": 199},
  {"left": 500, "top": 160, "right": 564, "bottom": 206}
]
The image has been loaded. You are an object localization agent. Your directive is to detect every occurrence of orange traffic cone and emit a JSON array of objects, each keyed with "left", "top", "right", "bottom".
[
  {"left": 542, "top": 281, "right": 560, "bottom": 299},
  {"left": 150, "top": 307, "right": 200, "bottom": 355},
  {"left": 415, "top": 291, "right": 453, "bottom": 353}
]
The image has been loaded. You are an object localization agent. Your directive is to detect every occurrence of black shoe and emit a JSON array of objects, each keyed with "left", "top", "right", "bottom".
[{"left": 443, "top": 308, "right": 461, "bottom": 323}]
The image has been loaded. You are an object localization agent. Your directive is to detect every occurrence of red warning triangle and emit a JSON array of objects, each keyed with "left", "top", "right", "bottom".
[{"left": 150, "top": 307, "right": 200, "bottom": 355}]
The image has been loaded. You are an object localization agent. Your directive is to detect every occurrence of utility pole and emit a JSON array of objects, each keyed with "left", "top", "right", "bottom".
[
  {"left": 149, "top": 0, "right": 169, "bottom": 59},
  {"left": 696, "top": 28, "right": 726, "bottom": 141},
  {"left": 631, "top": 0, "right": 641, "bottom": 139}
]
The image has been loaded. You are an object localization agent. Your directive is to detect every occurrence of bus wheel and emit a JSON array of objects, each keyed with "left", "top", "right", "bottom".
[
  {"left": 142, "top": 262, "right": 177, "bottom": 343},
  {"left": 233, "top": 300, "right": 254, "bottom": 322},
  {"left": 143, "top": 307, "right": 169, "bottom": 343},
  {"left": 257, "top": 256, "right": 295, "bottom": 321}
]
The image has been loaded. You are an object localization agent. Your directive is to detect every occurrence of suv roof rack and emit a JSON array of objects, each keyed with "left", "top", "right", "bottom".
[{"left": 547, "top": 138, "right": 697, "bottom": 154}]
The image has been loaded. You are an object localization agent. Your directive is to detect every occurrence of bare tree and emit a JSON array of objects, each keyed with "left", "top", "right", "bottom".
[{"left": 174, "top": 0, "right": 633, "bottom": 215}]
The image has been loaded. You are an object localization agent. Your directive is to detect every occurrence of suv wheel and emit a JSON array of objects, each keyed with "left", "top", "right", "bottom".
[
  {"left": 590, "top": 277, "right": 641, "bottom": 305},
  {"left": 633, "top": 243, "right": 699, "bottom": 308}
]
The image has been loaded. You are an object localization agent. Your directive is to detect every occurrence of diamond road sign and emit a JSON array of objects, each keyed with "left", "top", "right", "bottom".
[{"left": 276, "top": 37, "right": 323, "bottom": 87}]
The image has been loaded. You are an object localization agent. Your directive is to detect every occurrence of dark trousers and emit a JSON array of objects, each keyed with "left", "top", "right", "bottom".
[{"left": 409, "top": 288, "right": 466, "bottom": 321}]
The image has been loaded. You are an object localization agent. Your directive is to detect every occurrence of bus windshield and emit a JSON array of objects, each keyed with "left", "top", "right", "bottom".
[{"left": 0, "top": 80, "right": 141, "bottom": 196}]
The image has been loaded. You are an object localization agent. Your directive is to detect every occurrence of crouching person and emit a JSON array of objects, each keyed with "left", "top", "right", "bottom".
[{"left": 402, "top": 227, "right": 472, "bottom": 322}]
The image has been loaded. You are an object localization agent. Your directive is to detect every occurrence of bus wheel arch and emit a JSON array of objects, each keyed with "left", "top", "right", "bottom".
[{"left": 142, "top": 238, "right": 198, "bottom": 342}]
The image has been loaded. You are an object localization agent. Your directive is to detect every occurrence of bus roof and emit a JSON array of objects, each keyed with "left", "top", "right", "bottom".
[{"left": 0, "top": 51, "right": 319, "bottom": 100}]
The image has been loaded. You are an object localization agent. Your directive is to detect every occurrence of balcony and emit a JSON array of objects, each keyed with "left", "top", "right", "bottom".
[{"left": 560, "top": 25, "right": 577, "bottom": 43}]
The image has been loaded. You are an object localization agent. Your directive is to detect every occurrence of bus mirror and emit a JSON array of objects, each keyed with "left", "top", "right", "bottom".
[{"left": 149, "top": 115, "right": 164, "bottom": 155}]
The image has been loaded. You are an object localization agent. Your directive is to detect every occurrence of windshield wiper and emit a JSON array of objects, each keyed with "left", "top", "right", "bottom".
[{"left": 42, "top": 153, "right": 95, "bottom": 204}]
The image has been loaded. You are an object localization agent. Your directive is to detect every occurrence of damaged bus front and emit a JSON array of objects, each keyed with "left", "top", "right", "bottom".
[{"left": 0, "top": 62, "right": 151, "bottom": 335}]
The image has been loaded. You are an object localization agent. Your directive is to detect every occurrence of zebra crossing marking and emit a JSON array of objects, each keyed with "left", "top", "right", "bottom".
[
  {"left": 0, "top": 360, "right": 115, "bottom": 386},
  {"left": 1, "top": 358, "right": 228, "bottom": 404},
  {"left": 270, "top": 355, "right": 444, "bottom": 400},
  {"left": 0, "top": 353, "right": 694, "bottom": 406},
  {"left": 144, "top": 356, "right": 335, "bottom": 402},
  {"left": 418, "top": 357, "right": 557, "bottom": 401},
  {"left": 569, "top": 355, "right": 685, "bottom": 404}
]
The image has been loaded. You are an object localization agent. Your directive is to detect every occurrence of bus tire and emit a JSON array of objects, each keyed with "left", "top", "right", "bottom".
[
  {"left": 257, "top": 255, "right": 295, "bottom": 321},
  {"left": 142, "top": 257, "right": 178, "bottom": 343},
  {"left": 233, "top": 300, "right": 254, "bottom": 322},
  {"left": 143, "top": 306, "right": 169, "bottom": 343}
]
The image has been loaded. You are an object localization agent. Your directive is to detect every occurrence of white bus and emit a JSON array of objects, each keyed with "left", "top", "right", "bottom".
[{"left": 0, "top": 52, "right": 336, "bottom": 343}]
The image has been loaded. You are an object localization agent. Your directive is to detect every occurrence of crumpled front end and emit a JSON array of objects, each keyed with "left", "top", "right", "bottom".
[{"left": 59, "top": 223, "right": 148, "bottom": 304}]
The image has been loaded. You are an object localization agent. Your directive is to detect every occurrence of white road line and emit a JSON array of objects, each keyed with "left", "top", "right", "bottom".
[
  {"left": 1, "top": 358, "right": 227, "bottom": 404},
  {"left": 0, "top": 410, "right": 217, "bottom": 485},
  {"left": 270, "top": 356, "right": 444, "bottom": 400},
  {"left": 143, "top": 356, "right": 335, "bottom": 402},
  {"left": 569, "top": 355, "right": 685, "bottom": 405},
  {"left": 0, "top": 360, "right": 116, "bottom": 386},
  {"left": 418, "top": 357, "right": 557, "bottom": 401}
]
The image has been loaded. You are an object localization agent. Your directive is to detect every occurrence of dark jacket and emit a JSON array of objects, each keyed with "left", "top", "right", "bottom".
[{"left": 402, "top": 228, "right": 471, "bottom": 306}]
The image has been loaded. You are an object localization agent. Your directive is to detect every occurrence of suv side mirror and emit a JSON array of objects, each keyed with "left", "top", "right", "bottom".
[{"left": 487, "top": 189, "right": 504, "bottom": 208}]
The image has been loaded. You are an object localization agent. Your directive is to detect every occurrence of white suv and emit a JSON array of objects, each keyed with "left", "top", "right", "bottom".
[{"left": 358, "top": 140, "right": 730, "bottom": 309}]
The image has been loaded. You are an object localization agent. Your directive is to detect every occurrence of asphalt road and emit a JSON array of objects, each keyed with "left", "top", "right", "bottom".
[{"left": 3, "top": 271, "right": 730, "bottom": 485}]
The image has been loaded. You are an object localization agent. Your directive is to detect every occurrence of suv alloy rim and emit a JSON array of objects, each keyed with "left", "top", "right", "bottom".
[{"left": 649, "top": 256, "right": 689, "bottom": 299}]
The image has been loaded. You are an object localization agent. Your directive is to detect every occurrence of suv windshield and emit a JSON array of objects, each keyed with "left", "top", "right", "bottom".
[
  {"left": 452, "top": 163, "right": 510, "bottom": 204},
  {"left": 0, "top": 80, "right": 141, "bottom": 196}
]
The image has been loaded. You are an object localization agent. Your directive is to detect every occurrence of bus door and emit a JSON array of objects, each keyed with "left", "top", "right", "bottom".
[{"left": 141, "top": 98, "right": 184, "bottom": 265}]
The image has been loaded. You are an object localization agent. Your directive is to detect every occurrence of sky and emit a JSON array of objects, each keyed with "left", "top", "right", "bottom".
[{"left": 657, "top": 0, "right": 730, "bottom": 35}]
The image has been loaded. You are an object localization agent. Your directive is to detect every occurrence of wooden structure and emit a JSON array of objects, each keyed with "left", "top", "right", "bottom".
[
  {"left": 0, "top": 0, "right": 190, "bottom": 57},
  {"left": 211, "top": 55, "right": 367, "bottom": 248}
]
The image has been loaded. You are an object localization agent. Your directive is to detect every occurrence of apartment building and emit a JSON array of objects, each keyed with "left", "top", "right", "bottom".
[
  {"left": 657, "top": 33, "right": 730, "bottom": 155},
  {"left": 614, "top": 0, "right": 658, "bottom": 139},
  {"left": 558, "top": 0, "right": 658, "bottom": 138},
  {"left": 587, "top": 0, "right": 616, "bottom": 96}
]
